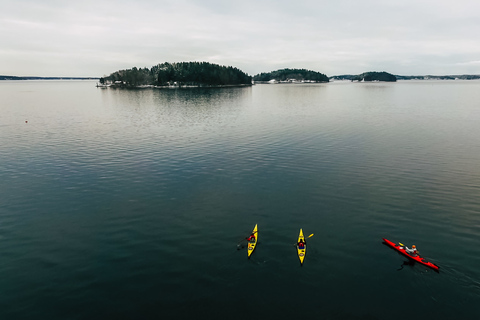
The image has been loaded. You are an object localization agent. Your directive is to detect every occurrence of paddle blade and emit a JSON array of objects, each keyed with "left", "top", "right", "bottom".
[{"left": 307, "top": 233, "right": 314, "bottom": 238}]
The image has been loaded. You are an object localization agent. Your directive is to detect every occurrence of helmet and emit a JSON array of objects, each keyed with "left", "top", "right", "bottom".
[{"left": 412, "top": 245, "right": 416, "bottom": 248}]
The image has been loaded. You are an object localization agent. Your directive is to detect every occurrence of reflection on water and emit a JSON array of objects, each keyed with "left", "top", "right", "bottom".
[
  {"left": 100, "top": 86, "right": 252, "bottom": 129},
  {"left": 1, "top": 80, "right": 480, "bottom": 319}
]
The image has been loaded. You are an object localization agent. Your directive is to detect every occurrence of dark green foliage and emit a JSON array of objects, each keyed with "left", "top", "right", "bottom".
[
  {"left": 351, "top": 71, "right": 397, "bottom": 82},
  {"left": 253, "top": 68, "right": 329, "bottom": 82},
  {"left": 329, "top": 75, "right": 356, "bottom": 81},
  {"left": 104, "top": 62, "right": 252, "bottom": 87},
  {"left": 0, "top": 76, "right": 98, "bottom": 80},
  {"left": 456, "top": 75, "right": 480, "bottom": 80},
  {"left": 105, "top": 67, "right": 154, "bottom": 86},
  {"left": 396, "top": 74, "right": 480, "bottom": 80},
  {"left": 394, "top": 75, "right": 425, "bottom": 80}
]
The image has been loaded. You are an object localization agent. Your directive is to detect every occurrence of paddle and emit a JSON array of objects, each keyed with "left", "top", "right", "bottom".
[
  {"left": 294, "top": 233, "right": 314, "bottom": 246},
  {"left": 399, "top": 242, "right": 420, "bottom": 255},
  {"left": 237, "top": 230, "right": 258, "bottom": 245}
]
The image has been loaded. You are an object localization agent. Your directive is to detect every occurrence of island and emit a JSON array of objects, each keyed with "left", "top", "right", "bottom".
[
  {"left": 4, "top": 66, "right": 479, "bottom": 85},
  {"left": 99, "top": 62, "right": 252, "bottom": 88},
  {"left": 0, "top": 76, "right": 98, "bottom": 80},
  {"left": 253, "top": 68, "right": 329, "bottom": 83},
  {"left": 330, "top": 71, "right": 397, "bottom": 82},
  {"left": 395, "top": 74, "right": 480, "bottom": 80},
  {"left": 330, "top": 72, "right": 480, "bottom": 81}
]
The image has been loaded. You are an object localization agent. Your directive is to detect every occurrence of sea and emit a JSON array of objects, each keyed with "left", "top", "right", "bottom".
[{"left": 1, "top": 80, "right": 480, "bottom": 319}]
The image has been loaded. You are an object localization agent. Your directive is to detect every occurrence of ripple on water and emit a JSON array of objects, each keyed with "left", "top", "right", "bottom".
[{"left": 1, "top": 81, "right": 480, "bottom": 319}]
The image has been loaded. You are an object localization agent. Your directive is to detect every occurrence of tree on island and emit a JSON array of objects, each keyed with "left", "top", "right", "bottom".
[
  {"left": 103, "top": 62, "right": 252, "bottom": 87},
  {"left": 253, "top": 68, "right": 329, "bottom": 83},
  {"left": 351, "top": 71, "right": 397, "bottom": 82}
]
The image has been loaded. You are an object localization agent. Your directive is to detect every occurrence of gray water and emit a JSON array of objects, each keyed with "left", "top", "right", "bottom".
[{"left": 1, "top": 80, "right": 480, "bottom": 319}]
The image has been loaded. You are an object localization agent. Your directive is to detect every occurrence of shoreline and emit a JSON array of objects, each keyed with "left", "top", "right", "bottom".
[{"left": 96, "top": 83, "right": 253, "bottom": 89}]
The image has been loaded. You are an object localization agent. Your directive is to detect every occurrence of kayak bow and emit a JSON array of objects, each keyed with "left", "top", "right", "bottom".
[
  {"left": 247, "top": 224, "right": 258, "bottom": 258},
  {"left": 382, "top": 238, "right": 439, "bottom": 271}
]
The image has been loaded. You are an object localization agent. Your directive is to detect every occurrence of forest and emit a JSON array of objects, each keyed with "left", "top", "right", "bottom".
[
  {"left": 100, "top": 62, "right": 252, "bottom": 87},
  {"left": 253, "top": 68, "right": 329, "bottom": 82},
  {"left": 351, "top": 71, "right": 397, "bottom": 82}
]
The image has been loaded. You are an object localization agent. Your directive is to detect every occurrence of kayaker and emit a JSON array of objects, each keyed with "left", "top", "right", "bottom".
[
  {"left": 405, "top": 245, "right": 417, "bottom": 256},
  {"left": 247, "top": 234, "right": 256, "bottom": 242},
  {"left": 298, "top": 239, "right": 305, "bottom": 249}
]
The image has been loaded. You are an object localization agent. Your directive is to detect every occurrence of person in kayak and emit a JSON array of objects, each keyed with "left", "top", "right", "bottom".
[
  {"left": 298, "top": 239, "right": 306, "bottom": 249},
  {"left": 405, "top": 245, "right": 417, "bottom": 256},
  {"left": 247, "top": 233, "right": 256, "bottom": 242}
]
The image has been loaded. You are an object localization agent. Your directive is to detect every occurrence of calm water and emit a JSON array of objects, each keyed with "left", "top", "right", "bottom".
[{"left": 1, "top": 80, "right": 480, "bottom": 319}]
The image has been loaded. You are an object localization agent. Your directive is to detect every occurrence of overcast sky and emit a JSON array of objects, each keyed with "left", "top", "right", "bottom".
[{"left": 2, "top": 0, "right": 480, "bottom": 77}]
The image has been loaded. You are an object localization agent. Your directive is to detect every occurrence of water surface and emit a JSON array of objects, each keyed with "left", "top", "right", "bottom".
[{"left": 1, "top": 80, "right": 480, "bottom": 319}]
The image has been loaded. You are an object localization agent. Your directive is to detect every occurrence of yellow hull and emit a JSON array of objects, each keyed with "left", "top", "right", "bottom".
[
  {"left": 247, "top": 224, "right": 258, "bottom": 258},
  {"left": 297, "top": 228, "right": 306, "bottom": 265}
]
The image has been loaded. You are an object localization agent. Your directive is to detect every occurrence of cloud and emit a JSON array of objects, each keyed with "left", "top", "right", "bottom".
[{"left": 1, "top": 0, "right": 480, "bottom": 76}]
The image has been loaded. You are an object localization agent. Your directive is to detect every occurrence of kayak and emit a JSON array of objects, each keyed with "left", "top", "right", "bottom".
[
  {"left": 382, "top": 238, "right": 439, "bottom": 272},
  {"left": 247, "top": 224, "right": 258, "bottom": 258},
  {"left": 297, "top": 228, "right": 306, "bottom": 265}
]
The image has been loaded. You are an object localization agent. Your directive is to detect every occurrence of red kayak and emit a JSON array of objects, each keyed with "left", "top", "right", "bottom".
[{"left": 382, "top": 238, "right": 439, "bottom": 272}]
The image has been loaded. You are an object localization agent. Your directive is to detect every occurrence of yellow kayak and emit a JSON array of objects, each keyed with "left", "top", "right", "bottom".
[
  {"left": 247, "top": 224, "right": 258, "bottom": 258},
  {"left": 297, "top": 228, "right": 306, "bottom": 265}
]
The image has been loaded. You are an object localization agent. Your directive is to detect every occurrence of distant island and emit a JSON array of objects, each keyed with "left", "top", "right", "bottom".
[
  {"left": 395, "top": 74, "right": 480, "bottom": 80},
  {"left": 331, "top": 72, "right": 397, "bottom": 82},
  {"left": 331, "top": 72, "right": 480, "bottom": 81},
  {"left": 354, "top": 71, "right": 396, "bottom": 82},
  {"left": 3, "top": 64, "right": 480, "bottom": 85},
  {"left": 253, "top": 68, "right": 329, "bottom": 83},
  {"left": 99, "top": 62, "right": 252, "bottom": 88},
  {"left": 0, "top": 76, "right": 98, "bottom": 80}
]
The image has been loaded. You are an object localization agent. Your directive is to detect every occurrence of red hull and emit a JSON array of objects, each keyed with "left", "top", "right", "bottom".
[{"left": 382, "top": 238, "right": 439, "bottom": 272}]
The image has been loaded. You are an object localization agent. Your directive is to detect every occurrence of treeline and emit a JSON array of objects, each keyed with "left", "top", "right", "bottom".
[
  {"left": 253, "top": 68, "right": 329, "bottom": 82},
  {"left": 0, "top": 76, "right": 97, "bottom": 80},
  {"left": 396, "top": 74, "right": 480, "bottom": 80},
  {"left": 331, "top": 72, "right": 480, "bottom": 81},
  {"left": 101, "top": 62, "right": 252, "bottom": 87},
  {"left": 331, "top": 72, "right": 396, "bottom": 82},
  {"left": 352, "top": 72, "right": 397, "bottom": 82}
]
